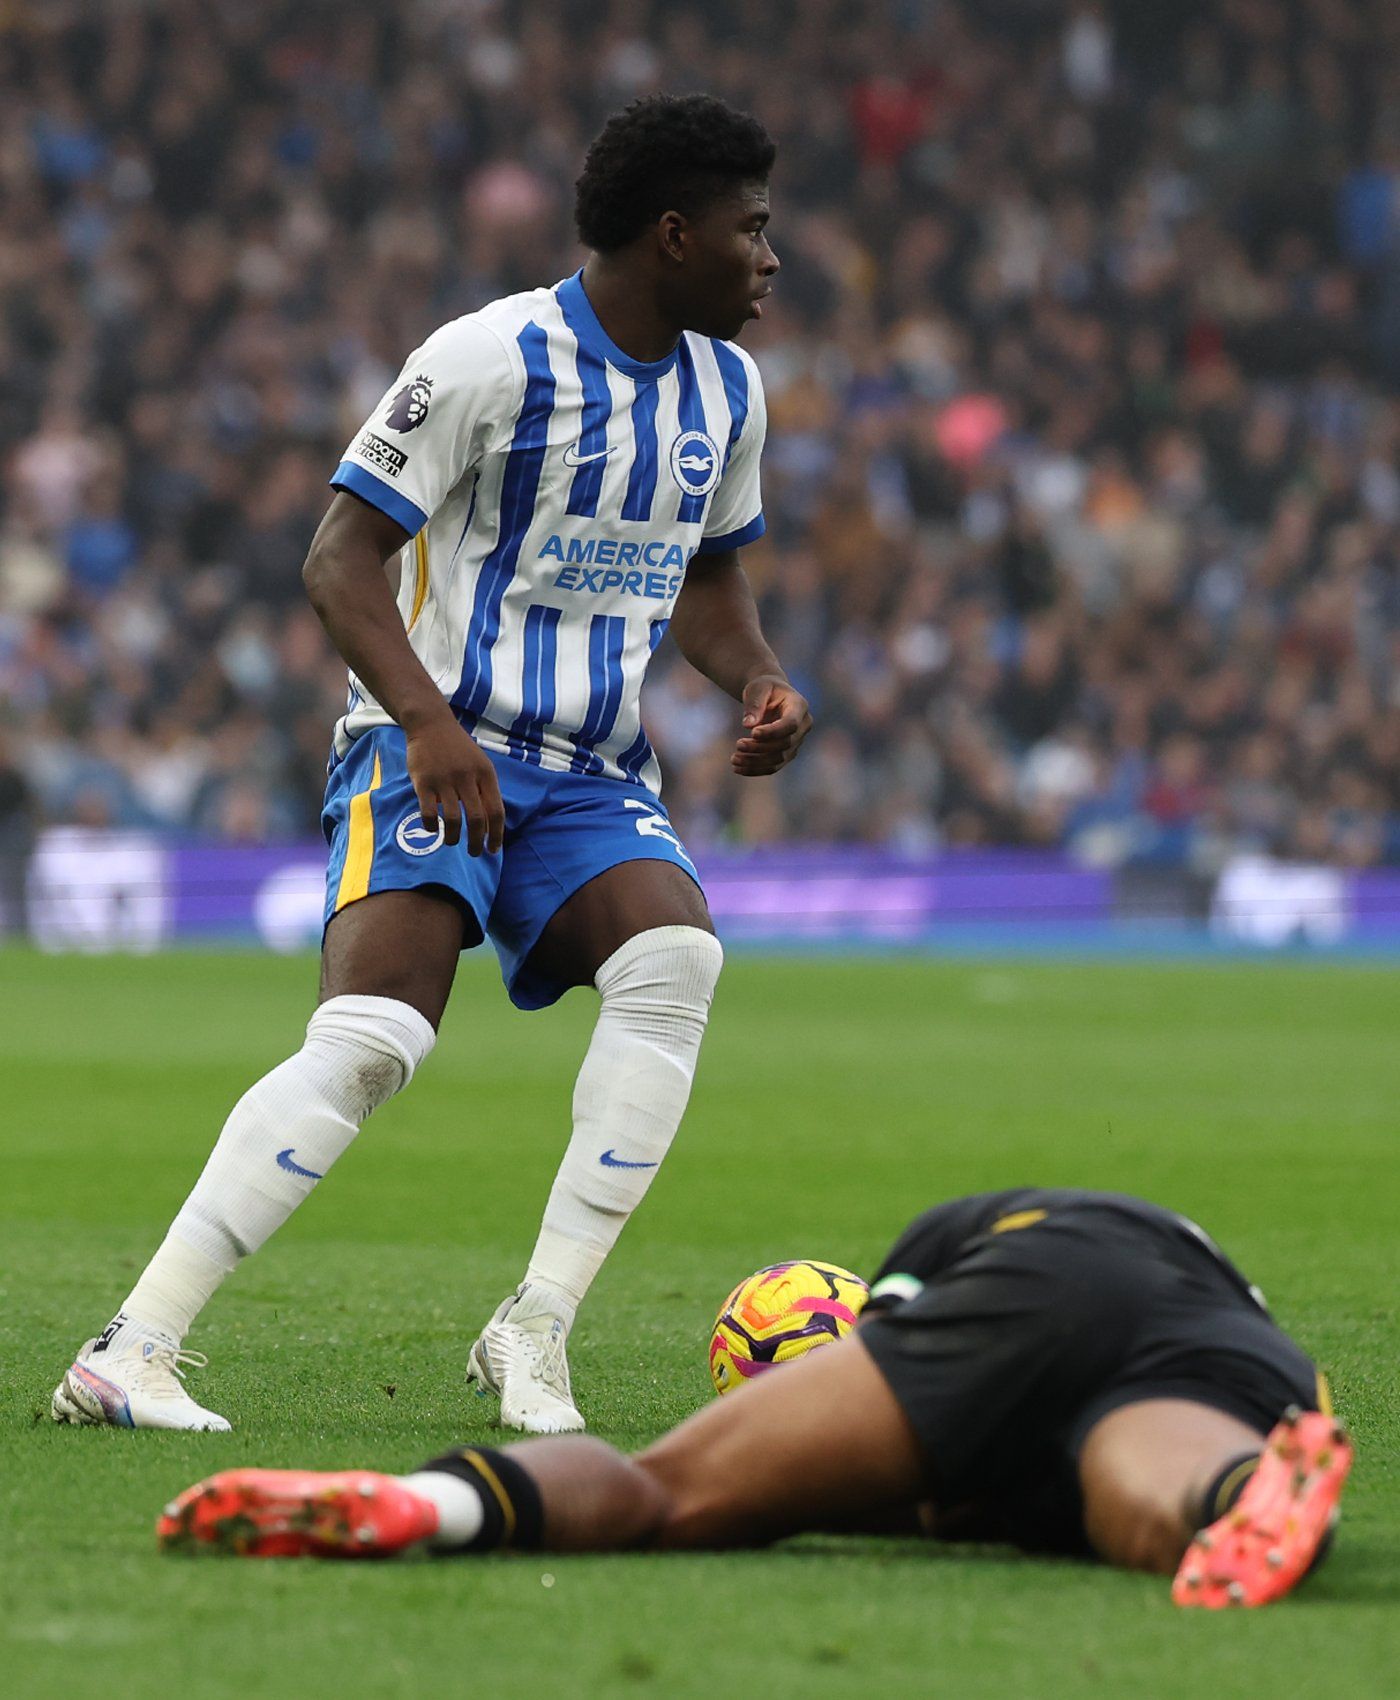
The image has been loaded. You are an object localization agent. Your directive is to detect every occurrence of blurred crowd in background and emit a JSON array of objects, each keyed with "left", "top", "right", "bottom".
[{"left": 3, "top": 0, "right": 1400, "bottom": 879}]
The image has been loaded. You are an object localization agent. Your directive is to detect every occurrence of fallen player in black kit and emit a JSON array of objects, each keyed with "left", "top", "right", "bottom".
[{"left": 157, "top": 1189, "right": 1351, "bottom": 1609}]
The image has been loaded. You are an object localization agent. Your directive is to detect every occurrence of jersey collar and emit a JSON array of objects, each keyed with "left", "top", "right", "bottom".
[{"left": 556, "top": 270, "right": 679, "bottom": 382}]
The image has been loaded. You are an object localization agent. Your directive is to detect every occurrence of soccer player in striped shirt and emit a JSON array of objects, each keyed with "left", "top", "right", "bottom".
[{"left": 52, "top": 94, "right": 808, "bottom": 1435}]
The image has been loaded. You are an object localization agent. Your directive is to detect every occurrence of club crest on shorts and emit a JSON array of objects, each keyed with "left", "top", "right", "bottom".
[
  {"left": 669, "top": 429, "right": 721, "bottom": 497},
  {"left": 384, "top": 374, "right": 434, "bottom": 432},
  {"left": 395, "top": 813, "right": 447, "bottom": 856}
]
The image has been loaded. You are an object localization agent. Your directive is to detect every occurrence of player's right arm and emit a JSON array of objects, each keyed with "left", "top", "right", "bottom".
[
  {"left": 307, "top": 316, "right": 520, "bottom": 855},
  {"left": 302, "top": 493, "right": 504, "bottom": 856}
]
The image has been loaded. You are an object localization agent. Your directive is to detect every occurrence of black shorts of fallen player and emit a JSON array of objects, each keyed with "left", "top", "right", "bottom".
[{"left": 857, "top": 1203, "right": 1321, "bottom": 1555}]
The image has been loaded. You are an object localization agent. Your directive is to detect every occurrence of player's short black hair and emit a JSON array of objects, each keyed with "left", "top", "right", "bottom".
[{"left": 574, "top": 94, "right": 776, "bottom": 253}]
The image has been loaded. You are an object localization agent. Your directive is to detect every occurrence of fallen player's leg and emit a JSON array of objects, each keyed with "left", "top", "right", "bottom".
[
  {"left": 1078, "top": 1397, "right": 1273, "bottom": 1574},
  {"left": 638, "top": 1323, "right": 923, "bottom": 1549},
  {"left": 1078, "top": 1396, "right": 1351, "bottom": 1604},
  {"left": 158, "top": 1330, "right": 924, "bottom": 1558}
]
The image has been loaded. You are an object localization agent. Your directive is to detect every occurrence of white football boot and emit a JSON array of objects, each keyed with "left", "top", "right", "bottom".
[
  {"left": 466, "top": 1287, "right": 585, "bottom": 1434},
  {"left": 51, "top": 1320, "right": 231, "bottom": 1432}
]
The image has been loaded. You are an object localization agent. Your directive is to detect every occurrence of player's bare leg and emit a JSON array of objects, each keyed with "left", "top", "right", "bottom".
[
  {"left": 1078, "top": 1397, "right": 1351, "bottom": 1605},
  {"left": 317, "top": 885, "right": 467, "bottom": 1024},
  {"left": 468, "top": 860, "right": 723, "bottom": 1435},
  {"left": 636, "top": 1331, "right": 923, "bottom": 1547},
  {"left": 53, "top": 890, "right": 458, "bottom": 1431},
  {"left": 532, "top": 857, "right": 715, "bottom": 984},
  {"left": 1079, "top": 1399, "right": 1268, "bottom": 1574},
  {"left": 159, "top": 1331, "right": 925, "bottom": 1557}
]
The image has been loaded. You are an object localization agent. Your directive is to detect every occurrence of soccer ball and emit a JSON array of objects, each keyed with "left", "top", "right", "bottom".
[{"left": 709, "top": 1260, "right": 869, "bottom": 1395}]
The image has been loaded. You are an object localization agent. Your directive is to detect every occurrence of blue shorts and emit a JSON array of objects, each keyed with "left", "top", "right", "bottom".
[{"left": 321, "top": 726, "right": 701, "bottom": 1010}]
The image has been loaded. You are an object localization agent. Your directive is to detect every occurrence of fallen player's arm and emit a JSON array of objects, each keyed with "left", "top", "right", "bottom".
[{"left": 669, "top": 548, "right": 812, "bottom": 775}]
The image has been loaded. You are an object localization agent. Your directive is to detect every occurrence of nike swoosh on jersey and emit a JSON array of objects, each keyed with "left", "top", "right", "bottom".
[{"left": 562, "top": 442, "right": 614, "bottom": 468}]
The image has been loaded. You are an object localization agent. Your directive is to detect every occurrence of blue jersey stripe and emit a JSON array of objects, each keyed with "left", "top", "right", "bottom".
[
  {"left": 674, "top": 340, "right": 709, "bottom": 525},
  {"left": 618, "top": 619, "right": 670, "bottom": 782},
  {"left": 507, "top": 603, "right": 562, "bottom": 762},
  {"left": 558, "top": 297, "right": 614, "bottom": 519},
  {"left": 451, "top": 324, "right": 555, "bottom": 725},
  {"left": 710, "top": 341, "right": 750, "bottom": 467},
  {"left": 570, "top": 614, "right": 628, "bottom": 774},
  {"left": 621, "top": 379, "right": 661, "bottom": 522}
]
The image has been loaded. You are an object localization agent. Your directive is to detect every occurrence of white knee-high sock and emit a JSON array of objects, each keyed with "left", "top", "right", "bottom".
[
  {"left": 116, "top": 995, "right": 435, "bottom": 1343},
  {"left": 522, "top": 926, "right": 723, "bottom": 1321}
]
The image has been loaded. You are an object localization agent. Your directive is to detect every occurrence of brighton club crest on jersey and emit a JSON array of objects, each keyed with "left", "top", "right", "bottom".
[
  {"left": 669, "top": 429, "right": 721, "bottom": 497},
  {"left": 384, "top": 374, "right": 434, "bottom": 432}
]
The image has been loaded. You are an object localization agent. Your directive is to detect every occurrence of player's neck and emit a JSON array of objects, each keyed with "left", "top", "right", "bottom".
[{"left": 579, "top": 257, "right": 681, "bottom": 365}]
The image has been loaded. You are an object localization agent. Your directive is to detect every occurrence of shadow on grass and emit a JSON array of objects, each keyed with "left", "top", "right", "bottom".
[{"left": 777, "top": 1532, "right": 1394, "bottom": 1605}]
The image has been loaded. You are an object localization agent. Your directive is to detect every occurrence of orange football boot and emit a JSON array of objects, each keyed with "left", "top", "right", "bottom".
[
  {"left": 157, "top": 1468, "right": 439, "bottom": 1559},
  {"left": 1173, "top": 1408, "right": 1352, "bottom": 1608}
]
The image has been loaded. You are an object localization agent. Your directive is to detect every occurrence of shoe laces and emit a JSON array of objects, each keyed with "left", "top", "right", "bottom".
[
  {"left": 130, "top": 1342, "right": 211, "bottom": 1400},
  {"left": 499, "top": 1317, "right": 573, "bottom": 1402}
]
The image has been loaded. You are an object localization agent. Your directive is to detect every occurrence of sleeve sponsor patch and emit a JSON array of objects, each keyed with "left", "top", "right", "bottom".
[{"left": 356, "top": 432, "right": 408, "bottom": 477}]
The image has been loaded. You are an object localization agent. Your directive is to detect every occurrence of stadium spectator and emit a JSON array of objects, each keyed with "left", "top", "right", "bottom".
[{"left": 3, "top": 0, "right": 1400, "bottom": 871}]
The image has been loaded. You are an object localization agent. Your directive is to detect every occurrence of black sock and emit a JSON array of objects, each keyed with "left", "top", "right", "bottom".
[
  {"left": 1197, "top": 1452, "right": 1260, "bottom": 1526},
  {"left": 416, "top": 1448, "right": 545, "bottom": 1552}
]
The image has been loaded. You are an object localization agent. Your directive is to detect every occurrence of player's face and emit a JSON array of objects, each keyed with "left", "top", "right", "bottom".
[{"left": 675, "top": 183, "right": 779, "bottom": 340}]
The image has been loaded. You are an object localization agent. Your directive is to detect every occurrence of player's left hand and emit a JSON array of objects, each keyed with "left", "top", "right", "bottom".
[{"left": 732, "top": 675, "right": 812, "bottom": 776}]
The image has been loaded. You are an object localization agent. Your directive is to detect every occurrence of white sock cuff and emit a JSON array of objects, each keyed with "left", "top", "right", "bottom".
[
  {"left": 593, "top": 926, "right": 724, "bottom": 1002},
  {"left": 306, "top": 995, "right": 437, "bottom": 1091},
  {"left": 399, "top": 1471, "right": 485, "bottom": 1549}
]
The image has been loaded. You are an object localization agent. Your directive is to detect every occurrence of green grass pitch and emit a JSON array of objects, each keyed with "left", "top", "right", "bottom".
[{"left": 1, "top": 947, "right": 1395, "bottom": 1698}]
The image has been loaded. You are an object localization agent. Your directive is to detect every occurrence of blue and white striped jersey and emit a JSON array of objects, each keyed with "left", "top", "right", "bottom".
[{"left": 329, "top": 270, "right": 767, "bottom": 795}]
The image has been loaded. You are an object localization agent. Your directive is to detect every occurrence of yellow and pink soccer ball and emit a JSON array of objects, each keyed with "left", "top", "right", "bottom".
[{"left": 709, "top": 1259, "right": 869, "bottom": 1395}]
